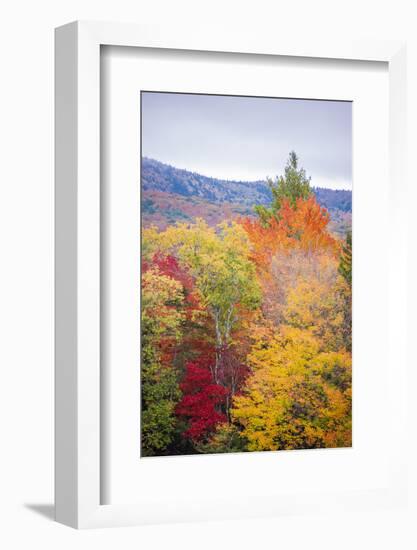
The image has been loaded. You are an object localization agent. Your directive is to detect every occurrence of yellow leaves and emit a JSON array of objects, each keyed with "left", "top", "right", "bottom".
[
  {"left": 247, "top": 326, "right": 320, "bottom": 375},
  {"left": 231, "top": 326, "right": 352, "bottom": 451},
  {"left": 142, "top": 225, "right": 161, "bottom": 260},
  {"left": 142, "top": 219, "right": 262, "bottom": 347},
  {"left": 142, "top": 266, "right": 183, "bottom": 304},
  {"left": 284, "top": 272, "right": 350, "bottom": 351},
  {"left": 142, "top": 218, "right": 253, "bottom": 282},
  {"left": 142, "top": 200, "right": 352, "bottom": 453},
  {"left": 142, "top": 266, "right": 185, "bottom": 341}
]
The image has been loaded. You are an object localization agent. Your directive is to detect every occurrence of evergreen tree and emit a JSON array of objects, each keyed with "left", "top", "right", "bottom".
[
  {"left": 338, "top": 231, "right": 352, "bottom": 284},
  {"left": 254, "top": 151, "right": 312, "bottom": 225}
]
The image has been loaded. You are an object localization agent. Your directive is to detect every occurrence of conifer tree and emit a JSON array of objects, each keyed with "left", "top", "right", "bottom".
[
  {"left": 338, "top": 231, "right": 352, "bottom": 284},
  {"left": 255, "top": 151, "right": 312, "bottom": 225}
]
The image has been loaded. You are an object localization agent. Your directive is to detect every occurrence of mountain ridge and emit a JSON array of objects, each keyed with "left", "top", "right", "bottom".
[
  {"left": 141, "top": 157, "right": 352, "bottom": 213},
  {"left": 142, "top": 157, "right": 271, "bottom": 206}
]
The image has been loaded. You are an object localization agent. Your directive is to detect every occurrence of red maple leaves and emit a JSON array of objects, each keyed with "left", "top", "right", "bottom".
[{"left": 176, "top": 356, "right": 228, "bottom": 440}]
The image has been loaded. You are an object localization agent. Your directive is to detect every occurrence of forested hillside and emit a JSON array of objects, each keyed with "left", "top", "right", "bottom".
[
  {"left": 314, "top": 187, "right": 352, "bottom": 212},
  {"left": 141, "top": 157, "right": 352, "bottom": 236},
  {"left": 141, "top": 152, "right": 352, "bottom": 457},
  {"left": 142, "top": 157, "right": 271, "bottom": 205}
]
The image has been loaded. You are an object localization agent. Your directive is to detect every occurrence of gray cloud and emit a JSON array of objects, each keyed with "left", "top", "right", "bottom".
[{"left": 141, "top": 92, "right": 352, "bottom": 190}]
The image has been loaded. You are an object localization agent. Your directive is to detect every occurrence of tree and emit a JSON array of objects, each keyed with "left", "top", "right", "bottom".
[
  {"left": 141, "top": 353, "right": 181, "bottom": 456},
  {"left": 141, "top": 183, "right": 352, "bottom": 456},
  {"left": 338, "top": 230, "right": 352, "bottom": 284},
  {"left": 231, "top": 326, "right": 352, "bottom": 451},
  {"left": 194, "top": 423, "right": 248, "bottom": 454},
  {"left": 144, "top": 219, "right": 262, "bottom": 384},
  {"left": 141, "top": 259, "right": 192, "bottom": 456},
  {"left": 175, "top": 355, "right": 228, "bottom": 440},
  {"left": 283, "top": 265, "right": 351, "bottom": 352},
  {"left": 243, "top": 195, "right": 338, "bottom": 269},
  {"left": 254, "top": 151, "right": 312, "bottom": 225}
]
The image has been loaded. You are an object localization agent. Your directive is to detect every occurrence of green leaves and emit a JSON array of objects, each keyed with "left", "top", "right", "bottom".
[
  {"left": 255, "top": 151, "right": 312, "bottom": 225},
  {"left": 141, "top": 358, "right": 181, "bottom": 457},
  {"left": 141, "top": 261, "right": 186, "bottom": 456},
  {"left": 338, "top": 230, "right": 352, "bottom": 284}
]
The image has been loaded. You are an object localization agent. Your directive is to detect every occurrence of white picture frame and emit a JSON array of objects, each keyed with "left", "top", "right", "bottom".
[{"left": 55, "top": 21, "right": 408, "bottom": 529}]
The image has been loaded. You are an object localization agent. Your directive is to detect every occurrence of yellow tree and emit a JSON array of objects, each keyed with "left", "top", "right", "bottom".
[
  {"left": 231, "top": 326, "right": 352, "bottom": 451},
  {"left": 143, "top": 219, "right": 261, "bottom": 383},
  {"left": 283, "top": 257, "right": 351, "bottom": 352}
]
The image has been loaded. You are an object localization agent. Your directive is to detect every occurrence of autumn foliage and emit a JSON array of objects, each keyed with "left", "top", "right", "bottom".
[
  {"left": 241, "top": 196, "right": 339, "bottom": 268},
  {"left": 141, "top": 152, "right": 352, "bottom": 456},
  {"left": 176, "top": 356, "right": 228, "bottom": 439}
]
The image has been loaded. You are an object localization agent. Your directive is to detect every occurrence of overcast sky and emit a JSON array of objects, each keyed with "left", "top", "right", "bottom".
[{"left": 141, "top": 92, "right": 352, "bottom": 190}]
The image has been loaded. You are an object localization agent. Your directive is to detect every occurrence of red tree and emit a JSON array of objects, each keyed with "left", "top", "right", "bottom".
[
  {"left": 146, "top": 253, "right": 201, "bottom": 315},
  {"left": 176, "top": 355, "right": 228, "bottom": 440},
  {"left": 142, "top": 253, "right": 201, "bottom": 365},
  {"left": 143, "top": 253, "right": 250, "bottom": 441}
]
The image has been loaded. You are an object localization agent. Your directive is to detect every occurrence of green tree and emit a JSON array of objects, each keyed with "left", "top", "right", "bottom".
[
  {"left": 141, "top": 267, "right": 184, "bottom": 456},
  {"left": 194, "top": 423, "right": 248, "bottom": 454},
  {"left": 338, "top": 231, "right": 352, "bottom": 284},
  {"left": 141, "top": 349, "right": 181, "bottom": 456},
  {"left": 255, "top": 151, "right": 312, "bottom": 225}
]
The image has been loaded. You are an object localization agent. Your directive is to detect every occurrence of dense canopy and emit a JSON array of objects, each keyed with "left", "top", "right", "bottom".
[{"left": 141, "top": 152, "right": 352, "bottom": 456}]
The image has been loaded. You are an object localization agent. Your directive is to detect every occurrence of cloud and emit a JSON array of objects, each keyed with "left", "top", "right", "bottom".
[{"left": 141, "top": 92, "right": 352, "bottom": 190}]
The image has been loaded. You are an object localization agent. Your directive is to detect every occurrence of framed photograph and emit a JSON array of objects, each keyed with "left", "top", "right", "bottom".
[{"left": 55, "top": 21, "right": 408, "bottom": 528}]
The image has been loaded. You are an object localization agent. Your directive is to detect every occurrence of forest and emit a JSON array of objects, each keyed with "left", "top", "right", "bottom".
[
  {"left": 141, "top": 152, "right": 352, "bottom": 456},
  {"left": 141, "top": 157, "right": 352, "bottom": 236}
]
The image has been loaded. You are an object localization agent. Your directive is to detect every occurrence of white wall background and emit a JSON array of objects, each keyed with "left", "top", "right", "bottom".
[{"left": 0, "top": 0, "right": 416, "bottom": 548}]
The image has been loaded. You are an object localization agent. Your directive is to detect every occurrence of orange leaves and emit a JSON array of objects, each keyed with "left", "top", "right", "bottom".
[
  {"left": 241, "top": 196, "right": 339, "bottom": 270},
  {"left": 239, "top": 195, "right": 344, "bottom": 332},
  {"left": 141, "top": 182, "right": 352, "bottom": 455},
  {"left": 229, "top": 193, "right": 352, "bottom": 452}
]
